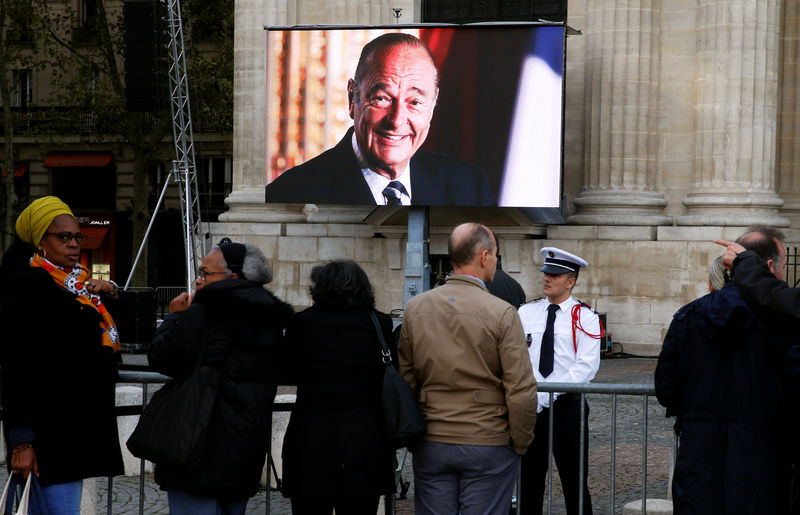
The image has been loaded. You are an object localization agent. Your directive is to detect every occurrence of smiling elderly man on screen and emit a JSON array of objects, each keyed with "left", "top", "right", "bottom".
[{"left": 264, "top": 32, "right": 496, "bottom": 207}]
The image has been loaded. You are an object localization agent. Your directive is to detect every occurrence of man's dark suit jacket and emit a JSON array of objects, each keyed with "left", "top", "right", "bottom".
[{"left": 265, "top": 128, "right": 497, "bottom": 206}]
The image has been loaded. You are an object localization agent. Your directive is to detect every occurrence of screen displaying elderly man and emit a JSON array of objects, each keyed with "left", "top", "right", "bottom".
[{"left": 264, "top": 32, "right": 496, "bottom": 206}]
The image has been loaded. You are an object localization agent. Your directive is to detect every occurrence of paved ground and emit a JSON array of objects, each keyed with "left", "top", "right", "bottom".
[{"left": 1, "top": 355, "right": 670, "bottom": 514}]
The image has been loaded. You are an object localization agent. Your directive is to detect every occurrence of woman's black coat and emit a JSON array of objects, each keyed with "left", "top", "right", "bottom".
[
  {"left": 147, "top": 278, "right": 293, "bottom": 500},
  {"left": 0, "top": 242, "right": 124, "bottom": 485},
  {"left": 280, "top": 305, "right": 396, "bottom": 500}
]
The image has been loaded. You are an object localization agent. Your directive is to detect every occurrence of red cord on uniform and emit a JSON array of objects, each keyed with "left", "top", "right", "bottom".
[{"left": 570, "top": 304, "right": 605, "bottom": 353}]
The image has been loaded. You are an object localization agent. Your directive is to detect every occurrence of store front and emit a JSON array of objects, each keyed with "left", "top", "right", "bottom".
[{"left": 74, "top": 212, "right": 115, "bottom": 280}]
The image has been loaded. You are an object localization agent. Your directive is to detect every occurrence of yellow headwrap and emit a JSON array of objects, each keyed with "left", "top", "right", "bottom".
[{"left": 15, "top": 196, "right": 75, "bottom": 247}]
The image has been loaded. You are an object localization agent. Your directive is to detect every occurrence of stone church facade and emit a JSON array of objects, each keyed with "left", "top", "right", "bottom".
[{"left": 210, "top": 0, "right": 800, "bottom": 355}]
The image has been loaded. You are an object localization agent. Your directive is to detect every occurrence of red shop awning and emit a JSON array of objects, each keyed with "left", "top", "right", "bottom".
[
  {"left": 80, "top": 227, "right": 109, "bottom": 250},
  {"left": 43, "top": 152, "right": 112, "bottom": 168},
  {"left": 1, "top": 163, "right": 29, "bottom": 177}
]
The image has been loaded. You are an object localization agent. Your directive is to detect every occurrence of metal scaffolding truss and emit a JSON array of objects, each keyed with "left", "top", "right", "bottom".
[
  {"left": 165, "top": 0, "right": 204, "bottom": 289},
  {"left": 124, "top": 0, "right": 205, "bottom": 291}
]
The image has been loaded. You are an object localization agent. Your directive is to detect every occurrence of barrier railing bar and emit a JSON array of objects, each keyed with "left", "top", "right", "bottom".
[
  {"left": 266, "top": 417, "right": 271, "bottom": 515},
  {"left": 107, "top": 477, "right": 113, "bottom": 515},
  {"left": 139, "top": 381, "right": 148, "bottom": 515},
  {"left": 641, "top": 394, "right": 648, "bottom": 515},
  {"left": 538, "top": 382, "right": 655, "bottom": 395},
  {"left": 579, "top": 392, "right": 586, "bottom": 514},
  {"left": 610, "top": 393, "right": 617, "bottom": 513},
  {"left": 547, "top": 390, "right": 554, "bottom": 515},
  {"left": 516, "top": 459, "right": 522, "bottom": 515}
]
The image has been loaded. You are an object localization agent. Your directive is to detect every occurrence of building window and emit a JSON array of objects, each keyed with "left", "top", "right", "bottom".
[
  {"left": 11, "top": 70, "right": 33, "bottom": 108},
  {"left": 197, "top": 157, "right": 232, "bottom": 216},
  {"left": 73, "top": 0, "right": 100, "bottom": 43}
]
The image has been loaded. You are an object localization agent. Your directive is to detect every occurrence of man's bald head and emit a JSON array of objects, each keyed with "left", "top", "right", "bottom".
[
  {"left": 449, "top": 223, "right": 495, "bottom": 266},
  {"left": 736, "top": 226, "right": 786, "bottom": 280}
]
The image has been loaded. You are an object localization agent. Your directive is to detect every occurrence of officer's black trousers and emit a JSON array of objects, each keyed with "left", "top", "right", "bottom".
[{"left": 520, "top": 393, "right": 592, "bottom": 515}]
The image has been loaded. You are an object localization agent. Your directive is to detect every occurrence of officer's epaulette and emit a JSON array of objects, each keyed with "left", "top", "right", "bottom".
[
  {"left": 576, "top": 300, "right": 599, "bottom": 315},
  {"left": 521, "top": 296, "right": 545, "bottom": 306}
]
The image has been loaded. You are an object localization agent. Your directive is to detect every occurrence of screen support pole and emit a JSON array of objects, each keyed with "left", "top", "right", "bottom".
[{"left": 404, "top": 206, "right": 430, "bottom": 307}]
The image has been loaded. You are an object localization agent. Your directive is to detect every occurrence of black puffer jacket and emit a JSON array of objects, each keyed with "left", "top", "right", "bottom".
[
  {"left": 0, "top": 240, "right": 124, "bottom": 485},
  {"left": 148, "top": 278, "right": 293, "bottom": 499}
]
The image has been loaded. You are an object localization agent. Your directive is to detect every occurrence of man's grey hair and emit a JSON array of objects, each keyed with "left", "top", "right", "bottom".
[{"left": 215, "top": 243, "right": 273, "bottom": 285}]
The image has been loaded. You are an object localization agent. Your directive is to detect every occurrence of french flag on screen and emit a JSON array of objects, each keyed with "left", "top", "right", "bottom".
[{"left": 499, "top": 26, "right": 563, "bottom": 208}]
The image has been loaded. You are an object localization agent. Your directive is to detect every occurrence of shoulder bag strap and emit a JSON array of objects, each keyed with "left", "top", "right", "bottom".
[{"left": 368, "top": 311, "right": 392, "bottom": 365}]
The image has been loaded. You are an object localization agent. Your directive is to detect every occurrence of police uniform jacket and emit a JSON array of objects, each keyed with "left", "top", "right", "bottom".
[
  {"left": 655, "top": 281, "right": 796, "bottom": 514},
  {"left": 517, "top": 296, "right": 600, "bottom": 409},
  {"left": 398, "top": 274, "right": 537, "bottom": 455}
]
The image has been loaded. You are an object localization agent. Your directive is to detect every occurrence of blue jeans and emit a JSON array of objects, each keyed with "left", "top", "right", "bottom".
[
  {"left": 30, "top": 479, "right": 82, "bottom": 515},
  {"left": 167, "top": 489, "right": 248, "bottom": 515}
]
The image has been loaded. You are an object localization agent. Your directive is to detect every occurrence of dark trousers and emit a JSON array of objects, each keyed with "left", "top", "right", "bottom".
[
  {"left": 290, "top": 495, "right": 380, "bottom": 515},
  {"left": 520, "top": 394, "right": 592, "bottom": 515},
  {"left": 412, "top": 441, "right": 521, "bottom": 515}
]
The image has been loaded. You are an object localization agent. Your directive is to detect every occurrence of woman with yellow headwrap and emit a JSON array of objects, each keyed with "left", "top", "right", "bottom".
[{"left": 0, "top": 196, "right": 124, "bottom": 514}]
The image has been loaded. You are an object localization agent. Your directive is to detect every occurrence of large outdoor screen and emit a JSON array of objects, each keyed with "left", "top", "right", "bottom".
[{"left": 264, "top": 24, "right": 565, "bottom": 208}]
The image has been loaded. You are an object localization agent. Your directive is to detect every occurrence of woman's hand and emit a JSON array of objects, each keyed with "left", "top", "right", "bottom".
[
  {"left": 11, "top": 444, "right": 38, "bottom": 478},
  {"left": 85, "top": 278, "right": 120, "bottom": 297}
]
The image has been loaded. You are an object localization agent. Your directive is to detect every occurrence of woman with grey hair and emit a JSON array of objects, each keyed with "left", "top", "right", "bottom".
[
  {"left": 708, "top": 255, "right": 729, "bottom": 292},
  {"left": 143, "top": 240, "right": 293, "bottom": 514}
]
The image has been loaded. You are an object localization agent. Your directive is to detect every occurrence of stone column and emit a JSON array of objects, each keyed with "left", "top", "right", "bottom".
[
  {"left": 220, "top": 0, "right": 290, "bottom": 223},
  {"left": 568, "top": 0, "right": 672, "bottom": 226},
  {"left": 778, "top": 1, "right": 800, "bottom": 226},
  {"left": 677, "top": 0, "right": 788, "bottom": 226}
]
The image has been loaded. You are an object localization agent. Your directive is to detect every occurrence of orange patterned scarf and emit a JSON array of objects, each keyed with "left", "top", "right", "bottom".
[{"left": 30, "top": 254, "right": 121, "bottom": 352}]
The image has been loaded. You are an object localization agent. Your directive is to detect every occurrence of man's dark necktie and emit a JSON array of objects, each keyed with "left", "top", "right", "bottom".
[
  {"left": 539, "top": 304, "right": 559, "bottom": 377},
  {"left": 382, "top": 180, "right": 407, "bottom": 205}
]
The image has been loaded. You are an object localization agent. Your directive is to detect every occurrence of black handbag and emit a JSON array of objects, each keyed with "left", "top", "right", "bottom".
[
  {"left": 126, "top": 322, "right": 219, "bottom": 468},
  {"left": 369, "top": 311, "right": 426, "bottom": 449}
]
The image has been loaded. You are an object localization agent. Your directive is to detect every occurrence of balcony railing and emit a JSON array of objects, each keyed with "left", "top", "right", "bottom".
[{"left": 1, "top": 107, "right": 231, "bottom": 136}]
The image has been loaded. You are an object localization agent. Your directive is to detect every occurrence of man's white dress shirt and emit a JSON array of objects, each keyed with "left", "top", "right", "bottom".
[{"left": 518, "top": 296, "right": 601, "bottom": 412}]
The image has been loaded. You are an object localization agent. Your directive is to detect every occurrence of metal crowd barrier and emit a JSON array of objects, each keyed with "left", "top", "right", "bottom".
[
  {"left": 114, "top": 373, "right": 668, "bottom": 515},
  {"left": 535, "top": 382, "right": 665, "bottom": 515}
]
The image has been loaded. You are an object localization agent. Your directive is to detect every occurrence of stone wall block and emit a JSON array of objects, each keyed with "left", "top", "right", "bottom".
[
  {"left": 278, "top": 236, "right": 318, "bottom": 262},
  {"left": 286, "top": 224, "right": 328, "bottom": 237},
  {"left": 318, "top": 237, "right": 355, "bottom": 260},
  {"left": 273, "top": 262, "right": 297, "bottom": 289}
]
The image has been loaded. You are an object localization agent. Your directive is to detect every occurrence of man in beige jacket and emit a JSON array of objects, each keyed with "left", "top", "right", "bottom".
[{"left": 399, "top": 222, "right": 538, "bottom": 515}]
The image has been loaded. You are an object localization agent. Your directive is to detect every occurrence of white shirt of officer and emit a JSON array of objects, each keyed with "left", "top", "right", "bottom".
[{"left": 518, "top": 250, "right": 601, "bottom": 412}]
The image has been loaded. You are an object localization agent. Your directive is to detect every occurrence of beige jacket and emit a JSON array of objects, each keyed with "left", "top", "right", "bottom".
[{"left": 398, "top": 275, "right": 537, "bottom": 454}]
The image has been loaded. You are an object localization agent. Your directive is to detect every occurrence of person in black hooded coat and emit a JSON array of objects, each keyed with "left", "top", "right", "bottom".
[
  {"left": 146, "top": 242, "right": 293, "bottom": 514},
  {"left": 656, "top": 230, "right": 798, "bottom": 514}
]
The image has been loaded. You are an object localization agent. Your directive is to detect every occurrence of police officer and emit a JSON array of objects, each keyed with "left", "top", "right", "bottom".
[{"left": 518, "top": 247, "right": 602, "bottom": 515}]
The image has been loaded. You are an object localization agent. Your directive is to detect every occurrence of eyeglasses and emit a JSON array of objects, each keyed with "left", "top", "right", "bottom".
[
  {"left": 197, "top": 269, "right": 230, "bottom": 281},
  {"left": 44, "top": 231, "right": 88, "bottom": 245}
]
